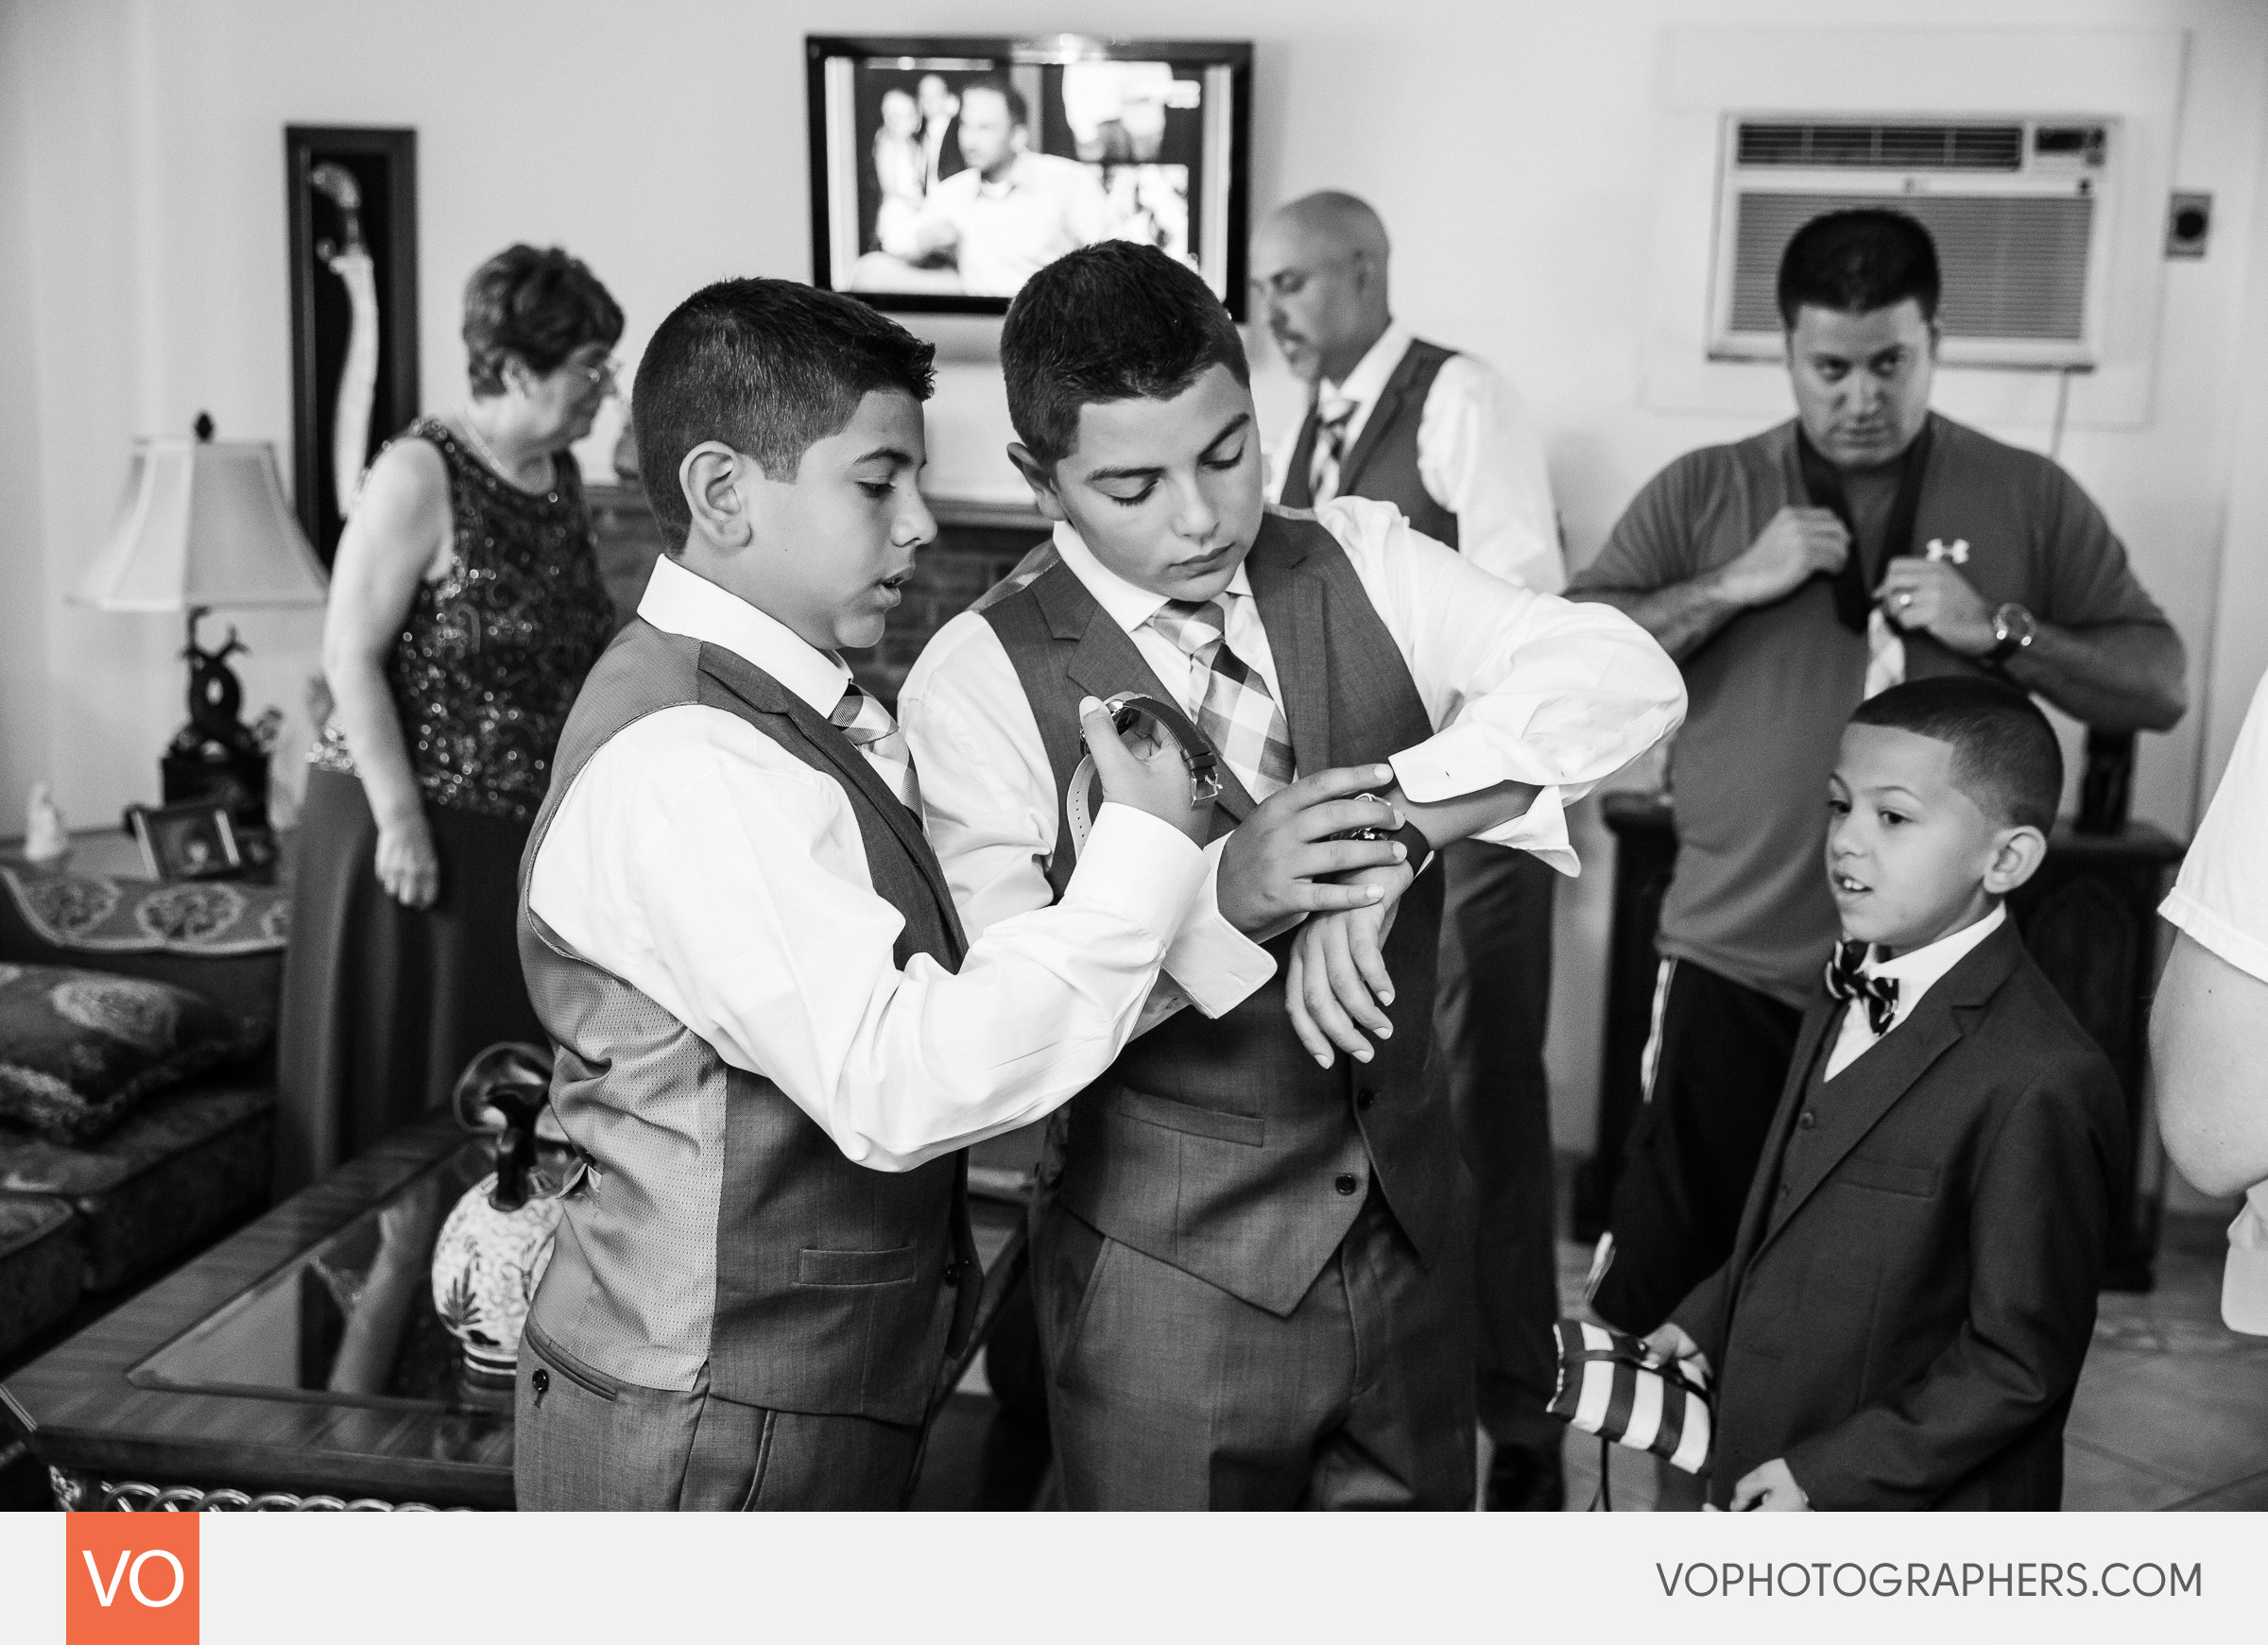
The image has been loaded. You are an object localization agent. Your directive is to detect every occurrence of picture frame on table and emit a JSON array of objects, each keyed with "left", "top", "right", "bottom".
[
  {"left": 285, "top": 124, "right": 420, "bottom": 568},
  {"left": 126, "top": 801, "right": 244, "bottom": 882}
]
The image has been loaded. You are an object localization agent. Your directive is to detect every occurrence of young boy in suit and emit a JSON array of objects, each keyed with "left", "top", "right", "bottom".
[
  {"left": 1646, "top": 677, "right": 2129, "bottom": 1510},
  {"left": 900, "top": 243, "right": 1684, "bottom": 1509},
  {"left": 510, "top": 279, "right": 1398, "bottom": 1511}
]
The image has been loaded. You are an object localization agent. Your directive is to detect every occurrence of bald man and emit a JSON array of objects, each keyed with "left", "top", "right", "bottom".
[{"left": 1253, "top": 191, "right": 1568, "bottom": 1510}]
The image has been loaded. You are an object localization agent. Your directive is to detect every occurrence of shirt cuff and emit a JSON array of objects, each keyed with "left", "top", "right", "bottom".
[
  {"left": 1160, "top": 836, "right": 1279, "bottom": 1017},
  {"left": 1468, "top": 786, "right": 1577, "bottom": 877},
  {"left": 1390, "top": 718, "right": 1560, "bottom": 798},
  {"left": 1061, "top": 803, "right": 1211, "bottom": 945}
]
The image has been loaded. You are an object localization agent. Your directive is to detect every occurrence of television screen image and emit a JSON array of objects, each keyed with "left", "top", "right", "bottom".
[{"left": 806, "top": 36, "right": 1253, "bottom": 316}]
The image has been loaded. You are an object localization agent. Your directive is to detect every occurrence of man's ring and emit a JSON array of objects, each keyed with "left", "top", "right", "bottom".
[{"left": 1897, "top": 591, "right": 1914, "bottom": 608}]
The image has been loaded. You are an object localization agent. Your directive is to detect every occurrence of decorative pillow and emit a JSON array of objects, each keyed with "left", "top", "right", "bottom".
[{"left": 0, "top": 964, "right": 269, "bottom": 1146}]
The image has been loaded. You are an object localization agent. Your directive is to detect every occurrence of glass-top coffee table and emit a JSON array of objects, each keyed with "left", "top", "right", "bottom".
[
  {"left": 4, "top": 1119, "right": 518, "bottom": 1508},
  {"left": 5, "top": 1117, "right": 1029, "bottom": 1510}
]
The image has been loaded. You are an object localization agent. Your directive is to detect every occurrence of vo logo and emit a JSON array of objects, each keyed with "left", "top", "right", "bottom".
[{"left": 65, "top": 1512, "right": 198, "bottom": 1643}]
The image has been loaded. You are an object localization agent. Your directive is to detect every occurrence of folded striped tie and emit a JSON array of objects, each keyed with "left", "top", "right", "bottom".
[{"left": 1548, "top": 1319, "right": 1712, "bottom": 1475}]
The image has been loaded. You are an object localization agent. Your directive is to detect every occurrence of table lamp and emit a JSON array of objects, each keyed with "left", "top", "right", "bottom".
[{"left": 72, "top": 413, "right": 331, "bottom": 828}]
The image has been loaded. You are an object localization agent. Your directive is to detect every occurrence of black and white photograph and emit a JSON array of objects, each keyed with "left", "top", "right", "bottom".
[
  {"left": 125, "top": 800, "right": 244, "bottom": 882},
  {"left": 284, "top": 124, "right": 421, "bottom": 565},
  {"left": 807, "top": 36, "right": 1249, "bottom": 311},
  {"left": 5, "top": 2, "right": 2268, "bottom": 1640}
]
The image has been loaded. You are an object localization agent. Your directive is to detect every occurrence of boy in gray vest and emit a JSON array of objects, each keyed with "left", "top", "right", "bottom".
[
  {"left": 901, "top": 244, "right": 1685, "bottom": 1508},
  {"left": 511, "top": 279, "right": 1400, "bottom": 1510}
]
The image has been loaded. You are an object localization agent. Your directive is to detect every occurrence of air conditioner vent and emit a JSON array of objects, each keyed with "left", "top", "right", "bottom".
[
  {"left": 1729, "top": 192, "right": 2094, "bottom": 341},
  {"left": 1736, "top": 121, "right": 2026, "bottom": 171}
]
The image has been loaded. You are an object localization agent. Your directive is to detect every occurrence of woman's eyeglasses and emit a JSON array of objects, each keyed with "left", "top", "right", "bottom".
[{"left": 568, "top": 357, "right": 619, "bottom": 390}]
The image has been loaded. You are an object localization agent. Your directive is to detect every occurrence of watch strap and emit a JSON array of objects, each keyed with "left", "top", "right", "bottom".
[{"left": 1064, "top": 693, "right": 1224, "bottom": 860}]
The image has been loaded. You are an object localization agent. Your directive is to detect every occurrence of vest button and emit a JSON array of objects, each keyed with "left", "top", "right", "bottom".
[
  {"left": 1335, "top": 1173, "right": 1359, "bottom": 1196},
  {"left": 1798, "top": 1110, "right": 1816, "bottom": 1129},
  {"left": 1356, "top": 1088, "right": 1378, "bottom": 1111}
]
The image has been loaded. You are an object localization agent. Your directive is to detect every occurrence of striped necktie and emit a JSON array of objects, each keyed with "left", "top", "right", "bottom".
[
  {"left": 1145, "top": 597, "right": 1295, "bottom": 802},
  {"left": 1308, "top": 394, "right": 1357, "bottom": 504},
  {"left": 830, "top": 679, "right": 919, "bottom": 813},
  {"left": 1824, "top": 940, "right": 1899, "bottom": 1036}
]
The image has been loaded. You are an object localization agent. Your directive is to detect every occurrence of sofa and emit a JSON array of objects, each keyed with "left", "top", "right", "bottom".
[{"left": 0, "top": 864, "right": 285, "bottom": 1365}]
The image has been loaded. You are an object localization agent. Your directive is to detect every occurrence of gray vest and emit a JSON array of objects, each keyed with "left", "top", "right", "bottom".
[
  {"left": 976, "top": 510, "right": 1463, "bottom": 1315},
  {"left": 516, "top": 618, "right": 977, "bottom": 1423},
  {"left": 1280, "top": 336, "right": 1459, "bottom": 549}
]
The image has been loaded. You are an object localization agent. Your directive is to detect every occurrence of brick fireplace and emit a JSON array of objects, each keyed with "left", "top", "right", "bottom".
[{"left": 586, "top": 483, "right": 1051, "bottom": 707}]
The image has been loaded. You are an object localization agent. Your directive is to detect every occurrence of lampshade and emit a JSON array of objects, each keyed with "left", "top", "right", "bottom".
[{"left": 74, "top": 434, "right": 329, "bottom": 612}]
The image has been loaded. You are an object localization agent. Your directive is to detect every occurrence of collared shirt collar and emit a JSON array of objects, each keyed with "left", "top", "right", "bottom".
[
  {"left": 1859, "top": 901, "right": 2007, "bottom": 1022},
  {"left": 1319, "top": 319, "right": 1414, "bottom": 413},
  {"left": 972, "top": 154, "right": 1034, "bottom": 198},
  {"left": 636, "top": 553, "right": 850, "bottom": 716},
  {"left": 1049, "top": 520, "right": 1256, "bottom": 636}
]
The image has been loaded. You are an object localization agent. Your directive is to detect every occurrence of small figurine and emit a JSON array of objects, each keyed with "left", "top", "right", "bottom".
[{"left": 25, "top": 781, "right": 70, "bottom": 866}]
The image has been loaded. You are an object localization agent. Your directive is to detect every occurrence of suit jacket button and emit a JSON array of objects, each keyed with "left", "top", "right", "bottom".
[
  {"left": 1798, "top": 1110, "right": 1816, "bottom": 1128},
  {"left": 1335, "top": 1173, "right": 1359, "bottom": 1195},
  {"left": 1778, "top": 1182, "right": 1792, "bottom": 1196},
  {"left": 943, "top": 1262, "right": 961, "bottom": 1288},
  {"left": 1356, "top": 1088, "right": 1378, "bottom": 1111}
]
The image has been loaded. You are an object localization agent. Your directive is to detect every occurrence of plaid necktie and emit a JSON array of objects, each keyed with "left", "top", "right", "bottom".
[
  {"left": 1146, "top": 597, "right": 1295, "bottom": 802},
  {"left": 1308, "top": 394, "right": 1357, "bottom": 504},
  {"left": 830, "top": 679, "right": 919, "bottom": 813},
  {"left": 1824, "top": 939, "right": 1899, "bottom": 1036}
]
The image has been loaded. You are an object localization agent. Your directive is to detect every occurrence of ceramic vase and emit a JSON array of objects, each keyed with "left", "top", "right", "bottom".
[{"left": 430, "top": 1171, "right": 561, "bottom": 1386}]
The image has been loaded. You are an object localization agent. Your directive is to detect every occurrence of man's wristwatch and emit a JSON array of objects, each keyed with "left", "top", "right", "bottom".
[
  {"left": 1985, "top": 602, "right": 2037, "bottom": 666},
  {"left": 1335, "top": 795, "right": 1433, "bottom": 875}
]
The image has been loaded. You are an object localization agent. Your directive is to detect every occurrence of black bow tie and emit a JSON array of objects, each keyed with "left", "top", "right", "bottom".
[{"left": 1825, "top": 941, "right": 1899, "bottom": 1036}]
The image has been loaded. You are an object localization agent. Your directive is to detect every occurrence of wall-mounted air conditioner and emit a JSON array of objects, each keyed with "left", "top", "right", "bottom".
[{"left": 1710, "top": 116, "right": 2119, "bottom": 370}]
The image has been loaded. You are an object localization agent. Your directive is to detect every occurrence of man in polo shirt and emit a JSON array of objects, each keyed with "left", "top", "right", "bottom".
[
  {"left": 1570, "top": 208, "right": 2187, "bottom": 1337},
  {"left": 1253, "top": 189, "right": 1568, "bottom": 1510},
  {"left": 888, "top": 77, "right": 1110, "bottom": 299}
]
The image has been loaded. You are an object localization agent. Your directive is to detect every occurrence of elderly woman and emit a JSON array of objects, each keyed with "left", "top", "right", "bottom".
[{"left": 276, "top": 244, "right": 623, "bottom": 1194}]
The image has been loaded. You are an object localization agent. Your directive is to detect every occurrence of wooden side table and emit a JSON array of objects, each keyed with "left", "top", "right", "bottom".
[{"left": 1578, "top": 792, "right": 2182, "bottom": 1290}]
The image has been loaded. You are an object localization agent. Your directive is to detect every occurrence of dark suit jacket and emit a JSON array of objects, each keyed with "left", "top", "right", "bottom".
[{"left": 1673, "top": 917, "right": 2128, "bottom": 1510}]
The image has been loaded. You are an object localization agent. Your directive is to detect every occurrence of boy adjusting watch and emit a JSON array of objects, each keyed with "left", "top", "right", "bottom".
[{"left": 898, "top": 242, "right": 1684, "bottom": 1510}]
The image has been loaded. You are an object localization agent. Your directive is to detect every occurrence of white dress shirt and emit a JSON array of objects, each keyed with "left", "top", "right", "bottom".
[
  {"left": 526, "top": 554, "right": 1220, "bottom": 1173},
  {"left": 1823, "top": 903, "right": 2008, "bottom": 1080},
  {"left": 901, "top": 495, "right": 1687, "bottom": 969},
  {"left": 897, "top": 151, "right": 1110, "bottom": 298},
  {"left": 1267, "top": 321, "right": 1564, "bottom": 593}
]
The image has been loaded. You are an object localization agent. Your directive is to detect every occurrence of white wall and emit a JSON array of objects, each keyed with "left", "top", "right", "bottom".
[{"left": 5, "top": 0, "right": 2265, "bottom": 1152}]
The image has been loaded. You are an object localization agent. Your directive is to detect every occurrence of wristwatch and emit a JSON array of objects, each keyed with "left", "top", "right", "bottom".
[
  {"left": 1985, "top": 602, "right": 2037, "bottom": 666},
  {"left": 1063, "top": 693, "right": 1224, "bottom": 858},
  {"left": 1334, "top": 794, "right": 1434, "bottom": 875}
]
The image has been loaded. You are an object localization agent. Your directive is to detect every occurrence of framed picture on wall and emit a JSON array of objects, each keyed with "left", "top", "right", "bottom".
[{"left": 285, "top": 125, "right": 420, "bottom": 567}]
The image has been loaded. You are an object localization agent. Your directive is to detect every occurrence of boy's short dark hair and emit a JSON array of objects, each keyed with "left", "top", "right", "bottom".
[
  {"left": 632, "top": 279, "right": 936, "bottom": 539},
  {"left": 1000, "top": 242, "right": 1249, "bottom": 468},
  {"left": 1777, "top": 209, "right": 1941, "bottom": 328},
  {"left": 960, "top": 76, "right": 1028, "bottom": 128},
  {"left": 463, "top": 244, "right": 625, "bottom": 395},
  {"left": 1851, "top": 676, "right": 2062, "bottom": 832}
]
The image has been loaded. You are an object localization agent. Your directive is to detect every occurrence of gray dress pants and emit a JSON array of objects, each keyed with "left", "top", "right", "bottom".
[
  {"left": 1033, "top": 1191, "right": 1476, "bottom": 1510},
  {"left": 513, "top": 1322, "right": 921, "bottom": 1510}
]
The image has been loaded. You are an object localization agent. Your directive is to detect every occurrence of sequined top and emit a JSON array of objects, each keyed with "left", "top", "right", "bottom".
[{"left": 311, "top": 419, "right": 617, "bottom": 822}]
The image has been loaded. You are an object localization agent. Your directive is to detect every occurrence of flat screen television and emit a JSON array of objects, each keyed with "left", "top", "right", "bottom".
[{"left": 806, "top": 35, "right": 1254, "bottom": 317}]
